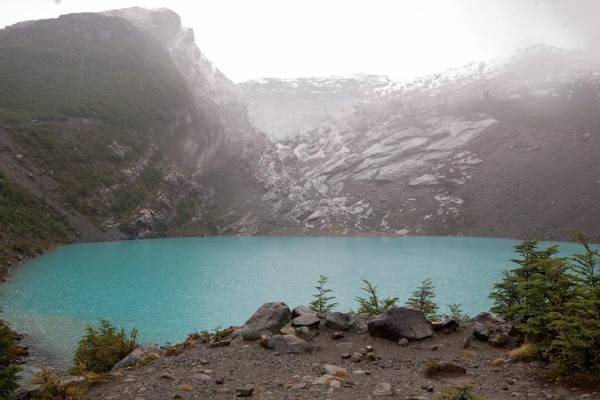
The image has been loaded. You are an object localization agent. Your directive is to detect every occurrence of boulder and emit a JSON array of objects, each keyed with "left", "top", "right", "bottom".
[
  {"left": 472, "top": 312, "right": 513, "bottom": 346},
  {"left": 240, "top": 302, "right": 291, "bottom": 340},
  {"left": 325, "top": 311, "right": 355, "bottom": 331},
  {"left": 111, "top": 344, "right": 161, "bottom": 371},
  {"left": 292, "top": 313, "right": 320, "bottom": 329},
  {"left": 432, "top": 319, "right": 459, "bottom": 333},
  {"left": 292, "top": 305, "right": 311, "bottom": 318},
  {"left": 266, "top": 334, "right": 313, "bottom": 354},
  {"left": 367, "top": 307, "right": 433, "bottom": 341},
  {"left": 424, "top": 361, "right": 466, "bottom": 378},
  {"left": 295, "top": 326, "right": 319, "bottom": 341}
]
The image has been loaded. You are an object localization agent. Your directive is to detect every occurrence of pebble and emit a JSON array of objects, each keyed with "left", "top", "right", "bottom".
[
  {"left": 398, "top": 338, "right": 409, "bottom": 347},
  {"left": 332, "top": 331, "right": 345, "bottom": 340},
  {"left": 373, "top": 382, "right": 394, "bottom": 396},
  {"left": 235, "top": 385, "right": 254, "bottom": 397}
]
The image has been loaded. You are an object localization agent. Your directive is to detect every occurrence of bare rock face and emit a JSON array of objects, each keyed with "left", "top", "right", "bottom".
[
  {"left": 367, "top": 307, "right": 433, "bottom": 341},
  {"left": 240, "top": 302, "right": 291, "bottom": 340}
]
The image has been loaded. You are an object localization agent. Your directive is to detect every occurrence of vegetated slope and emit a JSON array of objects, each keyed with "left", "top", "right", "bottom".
[
  {"left": 241, "top": 46, "right": 600, "bottom": 240},
  {"left": 0, "top": 9, "right": 282, "bottom": 271}
]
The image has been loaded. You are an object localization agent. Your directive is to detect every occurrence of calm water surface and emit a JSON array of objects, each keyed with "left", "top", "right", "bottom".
[{"left": 0, "top": 236, "right": 586, "bottom": 365}]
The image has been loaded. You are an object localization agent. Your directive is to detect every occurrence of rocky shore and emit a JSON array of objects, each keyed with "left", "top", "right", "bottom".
[{"left": 17, "top": 302, "right": 598, "bottom": 400}]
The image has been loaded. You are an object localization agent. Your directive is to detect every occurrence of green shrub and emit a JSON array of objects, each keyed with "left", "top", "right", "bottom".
[
  {"left": 437, "top": 385, "right": 483, "bottom": 400},
  {"left": 309, "top": 275, "right": 338, "bottom": 313},
  {"left": 490, "top": 234, "right": 600, "bottom": 374},
  {"left": 406, "top": 278, "right": 439, "bottom": 320},
  {"left": 74, "top": 320, "right": 137, "bottom": 373},
  {"left": 445, "top": 303, "right": 471, "bottom": 323},
  {"left": 0, "top": 314, "right": 20, "bottom": 400},
  {"left": 355, "top": 279, "right": 398, "bottom": 315},
  {"left": 32, "top": 368, "right": 87, "bottom": 400}
]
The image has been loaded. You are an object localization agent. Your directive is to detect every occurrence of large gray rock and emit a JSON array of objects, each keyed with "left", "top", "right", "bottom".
[
  {"left": 111, "top": 344, "right": 161, "bottom": 371},
  {"left": 241, "top": 302, "right": 291, "bottom": 340},
  {"left": 266, "top": 334, "right": 313, "bottom": 354},
  {"left": 325, "top": 311, "right": 355, "bottom": 331},
  {"left": 292, "top": 313, "right": 320, "bottom": 329},
  {"left": 367, "top": 307, "right": 433, "bottom": 341},
  {"left": 291, "top": 305, "right": 311, "bottom": 318},
  {"left": 472, "top": 312, "right": 513, "bottom": 346}
]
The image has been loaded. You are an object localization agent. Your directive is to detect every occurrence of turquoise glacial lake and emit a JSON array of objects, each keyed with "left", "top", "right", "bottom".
[{"left": 0, "top": 236, "right": 587, "bottom": 365}]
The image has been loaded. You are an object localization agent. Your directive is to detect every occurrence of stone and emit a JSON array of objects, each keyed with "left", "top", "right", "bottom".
[
  {"left": 177, "top": 384, "right": 193, "bottom": 392},
  {"left": 292, "top": 313, "right": 320, "bottom": 329},
  {"left": 472, "top": 312, "right": 513, "bottom": 347},
  {"left": 111, "top": 344, "right": 161, "bottom": 371},
  {"left": 291, "top": 306, "right": 311, "bottom": 318},
  {"left": 266, "top": 335, "right": 312, "bottom": 354},
  {"left": 325, "top": 311, "right": 356, "bottom": 331},
  {"left": 332, "top": 331, "right": 345, "bottom": 340},
  {"left": 241, "top": 302, "right": 291, "bottom": 340},
  {"left": 398, "top": 338, "right": 409, "bottom": 347},
  {"left": 330, "top": 379, "right": 342, "bottom": 389},
  {"left": 295, "top": 326, "right": 318, "bottom": 341},
  {"left": 341, "top": 353, "right": 351, "bottom": 359},
  {"left": 367, "top": 307, "right": 433, "bottom": 341},
  {"left": 322, "top": 364, "right": 348, "bottom": 380},
  {"left": 235, "top": 385, "right": 254, "bottom": 397},
  {"left": 424, "top": 361, "right": 466, "bottom": 378},
  {"left": 191, "top": 373, "right": 212, "bottom": 382},
  {"left": 351, "top": 352, "right": 363, "bottom": 362},
  {"left": 373, "top": 382, "right": 394, "bottom": 396},
  {"left": 432, "top": 319, "right": 459, "bottom": 333},
  {"left": 279, "top": 324, "right": 296, "bottom": 335}
]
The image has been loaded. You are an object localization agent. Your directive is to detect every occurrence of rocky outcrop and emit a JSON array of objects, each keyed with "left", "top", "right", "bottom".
[
  {"left": 367, "top": 307, "right": 433, "bottom": 341},
  {"left": 240, "top": 302, "right": 292, "bottom": 340}
]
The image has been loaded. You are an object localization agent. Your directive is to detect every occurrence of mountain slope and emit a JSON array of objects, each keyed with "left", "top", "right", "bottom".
[
  {"left": 0, "top": 9, "right": 282, "bottom": 271},
  {"left": 243, "top": 45, "right": 600, "bottom": 240}
]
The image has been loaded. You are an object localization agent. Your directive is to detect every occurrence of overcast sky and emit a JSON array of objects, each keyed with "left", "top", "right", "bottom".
[{"left": 1, "top": 0, "right": 599, "bottom": 82}]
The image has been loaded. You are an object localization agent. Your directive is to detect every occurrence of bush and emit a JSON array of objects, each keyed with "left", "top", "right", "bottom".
[
  {"left": 437, "top": 385, "right": 483, "bottom": 400},
  {"left": 406, "top": 278, "right": 439, "bottom": 320},
  {"left": 309, "top": 275, "right": 338, "bottom": 313},
  {"left": 0, "top": 315, "right": 20, "bottom": 400},
  {"left": 355, "top": 279, "right": 398, "bottom": 315},
  {"left": 444, "top": 303, "right": 470, "bottom": 323},
  {"left": 490, "top": 235, "right": 600, "bottom": 374},
  {"left": 32, "top": 368, "right": 87, "bottom": 400},
  {"left": 74, "top": 320, "right": 137, "bottom": 373}
]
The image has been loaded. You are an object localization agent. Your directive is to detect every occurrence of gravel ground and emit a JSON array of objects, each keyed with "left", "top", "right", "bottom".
[{"left": 88, "top": 323, "right": 596, "bottom": 400}]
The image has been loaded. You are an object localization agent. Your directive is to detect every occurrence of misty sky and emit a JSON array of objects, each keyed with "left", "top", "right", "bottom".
[{"left": 1, "top": 0, "right": 599, "bottom": 82}]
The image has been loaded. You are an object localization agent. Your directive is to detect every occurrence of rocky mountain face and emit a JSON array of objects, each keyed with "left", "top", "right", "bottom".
[
  {"left": 0, "top": 8, "right": 599, "bottom": 270},
  {"left": 242, "top": 45, "right": 600, "bottom": 240},
  {"left": 0, "top": 8, "right": 284, "bottom": 269}
]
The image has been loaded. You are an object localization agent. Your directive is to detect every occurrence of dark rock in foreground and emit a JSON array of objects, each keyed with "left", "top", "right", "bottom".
[
  {"left": 241, "top": 302, "right": 291, "bottom": 340},
  {"left": 367, "top": 307, "right": 433, "bottom": 341}
]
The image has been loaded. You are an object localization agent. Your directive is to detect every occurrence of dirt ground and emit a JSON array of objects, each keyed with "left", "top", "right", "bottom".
[{"left": 88, "top": 324, "right": 597, "bottom": 400}]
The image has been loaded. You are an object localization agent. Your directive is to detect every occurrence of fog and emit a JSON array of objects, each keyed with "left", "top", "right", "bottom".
[{"left": 1, "top": 0, "right": 599, "bottom": 81}]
